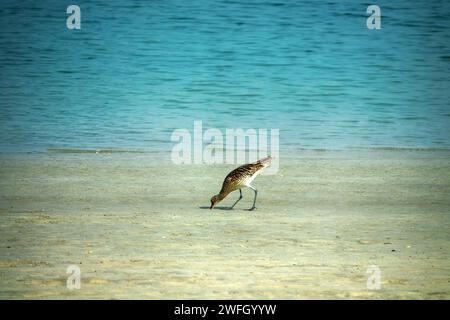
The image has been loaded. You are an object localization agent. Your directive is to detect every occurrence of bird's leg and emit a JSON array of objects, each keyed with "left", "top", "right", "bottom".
[
  {"left": 229, "top": 189, "right": 243, "bottom": 209},
  {"left": 248, "top": 185, "right": 257, "bottom": 211}
]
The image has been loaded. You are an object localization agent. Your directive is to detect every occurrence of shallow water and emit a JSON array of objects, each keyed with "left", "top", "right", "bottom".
[{"left": 0, "top": 0, "right": 449, "bottom": 153}]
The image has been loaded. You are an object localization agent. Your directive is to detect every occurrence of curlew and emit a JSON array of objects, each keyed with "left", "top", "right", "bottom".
[{"left": 210, "top": 156, "right": 272, "bottom": 210}]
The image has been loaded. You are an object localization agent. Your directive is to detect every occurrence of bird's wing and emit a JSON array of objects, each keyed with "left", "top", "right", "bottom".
[{"left": 220, "top": 162, "right": 263, "bottom": 192}]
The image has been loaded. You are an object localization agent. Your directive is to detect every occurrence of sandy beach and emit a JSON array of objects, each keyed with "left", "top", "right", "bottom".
[{"left": 0, "top": 149, "right": 449, "bottom": 299}]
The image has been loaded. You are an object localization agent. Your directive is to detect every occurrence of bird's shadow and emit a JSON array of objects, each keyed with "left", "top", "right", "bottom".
[
  {"left": 198, "top": 206, "right": 255, "bottom": 211},
  {"left": 198, "top": 206, "right": 231, "bottom": 211}
]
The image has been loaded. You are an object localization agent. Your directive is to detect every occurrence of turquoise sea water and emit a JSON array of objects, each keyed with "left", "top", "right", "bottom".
[{"left": 0, "top": 0, "right": 449, "bottom": 153}]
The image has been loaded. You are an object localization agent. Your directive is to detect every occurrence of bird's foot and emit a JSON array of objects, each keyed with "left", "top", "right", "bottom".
[{"left": 248, "top": 206, "right": 257, "bottom": 211}]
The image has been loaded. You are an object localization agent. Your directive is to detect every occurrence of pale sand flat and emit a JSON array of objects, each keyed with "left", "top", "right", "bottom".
[{"left": 0, "top": 150, "right": 449, "bottom": 299}]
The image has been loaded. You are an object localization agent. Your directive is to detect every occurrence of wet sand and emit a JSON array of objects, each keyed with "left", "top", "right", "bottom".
[{"left": 0, "top": 150, "right": 449, "bottom": 299}]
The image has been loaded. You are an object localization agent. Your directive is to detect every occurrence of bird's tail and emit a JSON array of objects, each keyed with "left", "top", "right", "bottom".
[{"left": 257, "top": 155, "right": 273, "bottom": 165}]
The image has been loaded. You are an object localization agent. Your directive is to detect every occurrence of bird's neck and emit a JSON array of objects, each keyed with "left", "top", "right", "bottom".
[{"left": 217, "top": 191, "right": 229, "bottom": 201}]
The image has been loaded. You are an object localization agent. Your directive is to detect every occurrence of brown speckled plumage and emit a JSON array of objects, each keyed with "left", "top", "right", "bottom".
[
  {"left": 220, "top": 161, "right": 265, "bottom": 194},
  {"left": 210, "top": 156, "right": 272, "bottom": 210}
]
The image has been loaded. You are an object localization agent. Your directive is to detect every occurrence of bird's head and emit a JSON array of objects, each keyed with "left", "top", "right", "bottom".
[{"left": 210, "top": 194, "right": 221, "bottom": 209}]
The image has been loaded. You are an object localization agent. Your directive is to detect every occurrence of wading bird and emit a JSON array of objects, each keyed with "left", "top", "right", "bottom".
[{"left": 210, "top": 156, "right": 272, "bottom": 210}]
